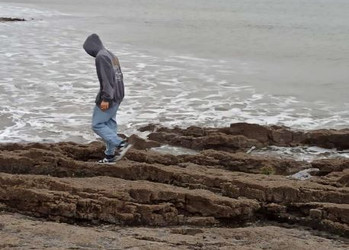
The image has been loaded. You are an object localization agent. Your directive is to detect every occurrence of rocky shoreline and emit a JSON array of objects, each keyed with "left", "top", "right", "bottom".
[{"left": 0, "top": 123, "right": 348, "bottom": 249}]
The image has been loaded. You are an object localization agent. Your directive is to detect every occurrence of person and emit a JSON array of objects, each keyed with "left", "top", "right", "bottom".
[{"left": 83, "top": 33, "right": 131, "bottom": 163}]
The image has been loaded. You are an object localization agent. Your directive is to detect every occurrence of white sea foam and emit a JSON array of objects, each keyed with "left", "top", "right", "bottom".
[{"left": 252, "top": 146, "right": 349, "bottom": 162}]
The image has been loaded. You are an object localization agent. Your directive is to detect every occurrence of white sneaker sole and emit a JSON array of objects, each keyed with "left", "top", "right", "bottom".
[
  {"left": 97, "top": 159, "right": 117, "bottom": 164},
  {"left": 114, "top": 144, "right": 133, "bottom": 161}
]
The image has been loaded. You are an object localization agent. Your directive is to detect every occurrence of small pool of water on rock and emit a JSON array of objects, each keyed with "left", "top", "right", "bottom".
[{"left": 150, "top": 145, "right": 198, "bottom": 156}]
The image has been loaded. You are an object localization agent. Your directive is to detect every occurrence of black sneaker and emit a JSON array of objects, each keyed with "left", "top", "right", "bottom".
[
  {"left": 98, "top": 155, "right": 117, "bottom": 164},
  {"left": 114, "top": 142, "right": 132, "bottom": 161}
]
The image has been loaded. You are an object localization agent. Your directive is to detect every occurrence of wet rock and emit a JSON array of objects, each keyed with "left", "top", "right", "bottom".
[
  {"left": 148, "top": 131, "right": 262, "bottom": 151},
  {"left": 304, "top": 129, "right": 349, "bottom": 150},
  {"left": 0, "top": 17, "right": 26, "bottom": 22},
  {"left": 229, "top": 123, "right": 349, "bottom": 149},
  {"left": 228, "top": 123, "right": 273, "bottom": 144},
  {"left": 144, "top": 123, "right": 349, "bottom": 150},
  {"left": 128, "top": 134, "right": 161, "bottom": 150},
  {"left": 138, "top": 123, "right": 160, "bottom": 132}
]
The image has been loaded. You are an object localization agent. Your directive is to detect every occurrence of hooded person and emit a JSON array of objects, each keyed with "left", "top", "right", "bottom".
[{"left": 83, "top": 33, "right": 131, "bottom": 163}]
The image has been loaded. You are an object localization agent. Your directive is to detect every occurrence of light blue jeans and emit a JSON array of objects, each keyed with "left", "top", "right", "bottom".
[{"left": 92, "top": 104, "right": 123, "bottom": 156}]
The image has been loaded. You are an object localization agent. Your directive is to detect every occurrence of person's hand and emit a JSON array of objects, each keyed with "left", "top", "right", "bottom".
[{"left": 100, "top": 100, "right": 109, "bottom": 111}]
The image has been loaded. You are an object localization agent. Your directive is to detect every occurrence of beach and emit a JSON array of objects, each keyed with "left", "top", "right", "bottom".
[{"left": 0, "top": 0, "right": 349, "bottom": 248}]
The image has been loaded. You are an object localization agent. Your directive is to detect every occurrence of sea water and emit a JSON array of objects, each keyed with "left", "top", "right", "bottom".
[{"left": 0, "top": 0, "right": 348, "bottom": 159}]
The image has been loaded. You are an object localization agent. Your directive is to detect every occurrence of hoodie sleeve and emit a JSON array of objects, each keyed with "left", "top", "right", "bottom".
[{"left": 95, "top": 54, "right": 114, "bottom": 102}]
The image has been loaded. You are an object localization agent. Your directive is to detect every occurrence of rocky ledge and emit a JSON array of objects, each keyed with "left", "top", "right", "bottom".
[
  {"left": 0, "top": 17, "right": 26, "bottom": 22},
  {"left": 0, "top": 122, "right": 348, "bottom": 248}
]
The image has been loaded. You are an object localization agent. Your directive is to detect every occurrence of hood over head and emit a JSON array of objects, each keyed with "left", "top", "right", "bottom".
[{"left": 83, "top": 33, "right": 104, "bottom": 57}]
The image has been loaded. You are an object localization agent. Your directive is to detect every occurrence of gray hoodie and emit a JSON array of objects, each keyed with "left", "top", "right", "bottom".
[{"left": 83, "top": 34, "right": 124, "bottom": 106}]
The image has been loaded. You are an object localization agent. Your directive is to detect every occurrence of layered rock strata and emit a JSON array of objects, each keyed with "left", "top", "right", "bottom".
[{"left": 0, "top": 123, "right": 348, "bottom": 241}]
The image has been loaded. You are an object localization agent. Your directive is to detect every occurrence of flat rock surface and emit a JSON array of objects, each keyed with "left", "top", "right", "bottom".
[{"left": 1, "top": 212, "right": 348, "bottom": 250}]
